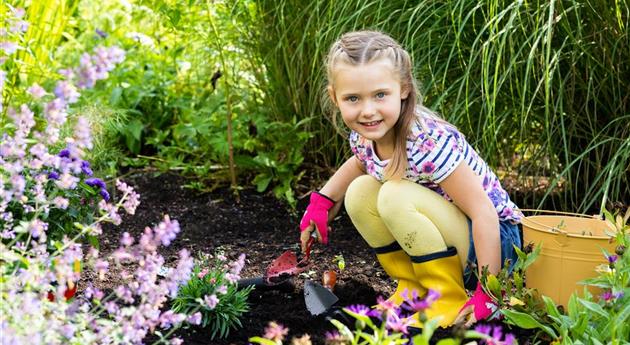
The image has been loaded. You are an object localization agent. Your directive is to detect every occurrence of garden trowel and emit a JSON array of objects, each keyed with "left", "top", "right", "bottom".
[
  {"left": 304, "top": 279, "right": 339, "bottom": 316},
  {"left": 264, "top": 233, "right": 316, "bottom": 285}
]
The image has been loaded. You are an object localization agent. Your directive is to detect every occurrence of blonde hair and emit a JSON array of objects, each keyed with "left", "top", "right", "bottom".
[{"left": 325, "top": 30, "right": 448, "bottom": 179}]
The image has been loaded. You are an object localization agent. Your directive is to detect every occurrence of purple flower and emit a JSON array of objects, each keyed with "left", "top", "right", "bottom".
[
  {"left": 385, "top": 311, "right": 414, "bottom": 334},
  {"left": 158, "top": 310, "right": 186, "bottom": 329},
  {"left": 48, "top": 171, "right": 59, "bottom": 180},
  {"left": 153, "top": 215, "right": 180, "bottom": 246},
  {"left": 375, "top": 295, "right": 397, "bottom": 314},
  {"left": 474, "top": 324, "right": 492, "bottom": 335},
  {"left": 95, "top": 29, "right": 108, "bottom": 38},
  {"left": 600, "top": 290, "right": 613, "bottom": 302},
  {"left": 85, "top": 177, "right": 106, "bottom": 189},
  {"left": 474, "top": 324, "right": 516, "bottom": 345},
  {"left": 121, "top": 232, "right": 134, "bottom": 246},
  {"left": 74, "top": 117, "right": 92, "bottom": 149},
  {"left": 344, "top": 304, "right": 379, "bottom": 318},
  {"left": 187, "top": 312, "right": 202, "bottom": 325},
  {"left": 366, "top": 146, "right": 373, "bottom": 158},
  {"left": 607, "top": 255, "right": 618, "bottom": 264},
  {"left": 80, "top": 160, "right": 93, "bottom": 176},
  {"left": 58, "top": 148, "right": 70, "bottom": 158},
  {"left": 421, "top": 161, "right": 436, "bottom": 174},
  {"left": 325, "top": 331, "right": 345, "bottom": 342},
  {"left": 402, "top": 288, "right": 440, "bottom": 313},
  {"left": 204, "top": 294, "right": 219, "bottom": 309},
  {"left": 99, "top": 189, "right": 110, "bottom": 201},
  {"left": 54, "top": 80, "right": 80, "bottom": 104},
  {"left": 0, "top": 42, "right": 19, "bottom": 55},
  {"left": 27, "top": 83, "right": 47, "bottom": 99}
]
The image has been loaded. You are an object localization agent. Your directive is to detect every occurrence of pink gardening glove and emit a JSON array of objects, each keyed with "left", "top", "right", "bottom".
[
  {"left": 299, "top": 192, "right": 335, "bottom": 245},
  {"left": 458, "top": 282, "right": 500, "bottom": 324}
]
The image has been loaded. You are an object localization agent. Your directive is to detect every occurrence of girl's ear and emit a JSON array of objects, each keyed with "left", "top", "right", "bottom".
[
  {"left": 401, "top": 87, "right": 410, "bottom": 100},
  {"left": 327, "top": 85, "right": 338, "bottom": 106}
]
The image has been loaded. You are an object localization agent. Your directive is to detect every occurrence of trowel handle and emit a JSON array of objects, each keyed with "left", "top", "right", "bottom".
[
  {"left": 299, "top": 236, "right": 316, "bottom": 265},
  {"left": 237, "top": 276, "right": 294, "bottom": 291}
]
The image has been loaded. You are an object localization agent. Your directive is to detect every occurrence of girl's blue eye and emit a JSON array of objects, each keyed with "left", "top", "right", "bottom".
[
  {"left": 376, "top": 92, "right": 385, "bottom": 99},
  {"left": 348, "top": 96, "right": 358, "bottom": 102}
]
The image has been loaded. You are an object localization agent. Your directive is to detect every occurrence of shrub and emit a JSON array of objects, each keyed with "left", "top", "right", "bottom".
[
  {"left": 171, "top": 251, "right": 252, "bottom": 339},
  {"left": 1, "top": 9, "right": 196, "bottom": 343}
]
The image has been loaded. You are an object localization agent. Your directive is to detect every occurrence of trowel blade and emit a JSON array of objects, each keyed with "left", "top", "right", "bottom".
[{"left": 304, "top": 280, "right": 339, "bottom": 316}]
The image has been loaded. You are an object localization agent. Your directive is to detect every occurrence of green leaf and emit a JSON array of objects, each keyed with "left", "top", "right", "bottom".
[
  {"left": 615, "top": 297, "right": 630, "bottom": 324},
  {"left": 578, "top": 299, "right": 609, "bottom": 318},
  {"left": 543, "top": 295, "right": 562, "bottom": 318},
  {"left": 110, "top": 87, "right": 122, "bottom": 105},
  {"left": 252, "top": 174, "right": 272, "bottom": 192},
  {"left": 486, "top": 274, "right": 502, "bottom": 299},
  {"left": 502, "top": 309, "right": 558, "bottom": 338},
  {"left": 247, "top": 337, "right": 277, "bottom": 345},
  {"left": 87, "top": 234, "right": 100, "bottom": 249}
]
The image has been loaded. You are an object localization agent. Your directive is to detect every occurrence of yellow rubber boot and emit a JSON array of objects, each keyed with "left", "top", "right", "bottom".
[
  {"left": 410, "top": 247, "right": 468, "bottom": 328},
  {"left": 376, "top": 245, "right": 426, "bottom": 306}
]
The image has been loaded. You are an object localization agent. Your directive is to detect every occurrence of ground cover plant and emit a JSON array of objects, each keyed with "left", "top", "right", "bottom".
[{"left": 2, "top": 0, "right": 629, "bottom": 344}]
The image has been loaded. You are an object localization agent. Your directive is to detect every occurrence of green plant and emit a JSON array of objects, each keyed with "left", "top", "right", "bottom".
[
  {"left": 171, "top": 251, "right": 252, "bottom": 340},
  {"left": 249, "top": 116, "right": 313, "bottom": 207}
]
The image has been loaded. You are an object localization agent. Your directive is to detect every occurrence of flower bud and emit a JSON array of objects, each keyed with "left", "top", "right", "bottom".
[{"left": 615, "top": 245, "right": 626, "bottom": 256}]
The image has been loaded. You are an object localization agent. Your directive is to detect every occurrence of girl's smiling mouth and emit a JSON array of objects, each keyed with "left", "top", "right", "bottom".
[{"left": 360, "top": 120, "right": 383, "bottom": 127}]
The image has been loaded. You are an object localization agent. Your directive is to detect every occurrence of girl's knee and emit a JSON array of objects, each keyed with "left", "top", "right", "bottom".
[
  {"left": 376, "top": 180, "right": 416, "bottom": 220},
  {"left": 345, "top": 175, "right": 381, "bottom": 217}
]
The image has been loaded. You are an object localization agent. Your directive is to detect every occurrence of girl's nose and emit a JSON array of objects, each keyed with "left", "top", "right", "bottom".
[{"left": 361, "top": 101, "right": 377, "bottom": 117}]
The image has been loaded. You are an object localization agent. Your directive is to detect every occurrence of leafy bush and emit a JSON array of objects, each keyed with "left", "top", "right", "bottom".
[
  {"left": 171, "top": 251, "right": 252, "bottom": 339},
  {"left": 48, "top": 0, "right": 312, "bottom": 205},
  {"left": 1, "top": 9, "right": 126, "bottom": 248},
  {"left": 0, "top": 19, "right": 195, "bottom": 344}
]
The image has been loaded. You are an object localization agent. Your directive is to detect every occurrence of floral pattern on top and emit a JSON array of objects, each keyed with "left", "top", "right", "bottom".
[{"left": 349, "top": 118, "right": 522, "bottom": 223}]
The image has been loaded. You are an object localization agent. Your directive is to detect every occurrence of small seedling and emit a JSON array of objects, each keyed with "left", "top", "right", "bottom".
[{"left": 333, "top": 254, "right": 345, "bottom": 271}]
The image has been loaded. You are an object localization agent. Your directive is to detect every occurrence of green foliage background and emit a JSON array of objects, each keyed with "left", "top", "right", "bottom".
[
  {"left": 2, "top": 0, "right": 628, "bottom": 212},
  {"left": 253, "top": 0, "right": 630, "bottom": 212}
]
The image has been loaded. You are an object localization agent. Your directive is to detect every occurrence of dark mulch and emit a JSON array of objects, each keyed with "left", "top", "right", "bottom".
[{"left": 100, "top": 172, "right": 537, "bottom": 345}]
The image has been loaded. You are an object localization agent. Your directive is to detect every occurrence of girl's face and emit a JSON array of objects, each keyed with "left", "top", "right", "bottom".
[{"left": 329, "top": 59, "right": 408, "bottom": 156}]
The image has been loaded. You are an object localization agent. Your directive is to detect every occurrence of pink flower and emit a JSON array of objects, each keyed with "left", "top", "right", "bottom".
[
  {"left": 421, "top": 161, "right": 436, "bottom": 174},
  {"left": 420, "top": 138, "right": 436, "bottom": 153},
  {"left": 385, "top": 311, "right": 414, "bottom": 334},
  {"left": 375, "top": 295, "right": 397, "bottom": 313},
  {"left": 187, "top": 312, "right": 202, "bottom": 325},
  {"left": 53, "top": 196, "right": 69, "bottom": 209},
  {"left": 216, "top": 285, "right": 228, "bottom": 294},
  {"left": 197, "top": 268, "right": 209, "bottom": 279},
  {"left": 27, "top": 83, "right": 47, "bottom": 99},
  {"left": 263, "top": 321, "right": 288, "bottom": 342},
  {"left": 204, "top": 294, "right": 219, "bottom": 309}
]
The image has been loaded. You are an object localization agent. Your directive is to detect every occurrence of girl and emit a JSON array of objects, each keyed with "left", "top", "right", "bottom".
[{"left": 299, "top": 31, "right": 522, "bottom": 327}]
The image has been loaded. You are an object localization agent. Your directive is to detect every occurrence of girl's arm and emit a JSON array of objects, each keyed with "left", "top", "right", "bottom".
[
  {"left": 439, "top": 162, "right": 501, "bottom": 275},
  {"left": 320, "top": 156, "right": 366, "bottom": 218}
]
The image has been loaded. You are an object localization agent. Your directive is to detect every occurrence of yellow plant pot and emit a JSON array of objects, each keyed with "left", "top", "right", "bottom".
[{"left": 521, "top": 212, "right": 615, "bottom": 307}]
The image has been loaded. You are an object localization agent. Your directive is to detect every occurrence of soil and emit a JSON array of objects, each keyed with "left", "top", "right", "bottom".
[{"left": 99, "top": 172, "right": 537, "bottom": 345}]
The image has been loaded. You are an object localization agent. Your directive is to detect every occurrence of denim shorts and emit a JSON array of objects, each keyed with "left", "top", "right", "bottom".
[{"left": 462, "top": 219, "right": 522, "bottom": 290}]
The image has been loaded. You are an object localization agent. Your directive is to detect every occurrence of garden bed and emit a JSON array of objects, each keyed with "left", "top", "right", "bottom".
[{"left": 98, "top": 172, "right": 535, "bottom": 344}]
